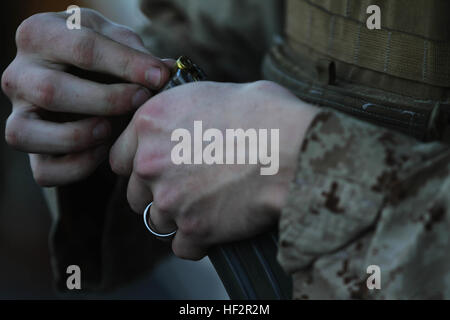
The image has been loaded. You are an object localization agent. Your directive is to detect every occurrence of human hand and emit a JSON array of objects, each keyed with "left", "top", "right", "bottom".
[
  {"left": 1, "top": 9, "right": 172, "bottom": 186},
  {"left": 109, "top": 81, "right": 318, "bottom": 259}
]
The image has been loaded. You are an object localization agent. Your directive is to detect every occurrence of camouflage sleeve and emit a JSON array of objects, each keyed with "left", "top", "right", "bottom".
[
  {"left": 279, "top": 109, "right": 450, "bottom": 299},
  {"left": 138, "top": 0, "right": 282, "bottom": 82}
]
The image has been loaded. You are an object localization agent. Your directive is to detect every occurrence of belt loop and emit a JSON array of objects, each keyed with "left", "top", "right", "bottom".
[
  {"left": 426, "top": 102, "right": 445, "bottom": 141},
  {"left": 316, "top": 59, "right": 336, "bottom": 85}
]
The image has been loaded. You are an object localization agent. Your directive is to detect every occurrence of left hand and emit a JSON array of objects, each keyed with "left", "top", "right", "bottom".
[{"left": 109, "top": 81, "right": 318, "bottom": 260}]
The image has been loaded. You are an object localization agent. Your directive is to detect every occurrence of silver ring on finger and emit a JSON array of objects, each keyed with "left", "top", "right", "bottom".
[{"left": 143, "top": 202, "right": 177, "bottom": 238}]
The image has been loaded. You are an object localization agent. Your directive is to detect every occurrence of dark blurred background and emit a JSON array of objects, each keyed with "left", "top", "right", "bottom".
[{"left": 0, "top": 0, "right": 227, "bottom": 299}]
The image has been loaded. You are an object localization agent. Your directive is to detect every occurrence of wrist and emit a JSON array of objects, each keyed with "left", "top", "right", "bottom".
[{"left": 255, "top": 82, "right": 319, "bottom": 218}]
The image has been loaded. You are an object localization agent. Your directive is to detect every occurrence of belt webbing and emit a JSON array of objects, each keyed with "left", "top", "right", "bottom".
[{"left": 287, "top": 0, "right": 450, "bottom": 87}]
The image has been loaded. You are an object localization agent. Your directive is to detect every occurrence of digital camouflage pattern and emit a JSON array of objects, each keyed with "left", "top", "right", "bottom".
[{"left": 279, "top": 110, "right": 450, "bottom": 299}]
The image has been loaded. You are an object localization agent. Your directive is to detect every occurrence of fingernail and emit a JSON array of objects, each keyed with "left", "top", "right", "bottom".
[
  {"left": 93, "top": 121, "right": 110, "bottom": 141},
  {"left": 145, "top": 67, "right": 162, "bottom": 89},
  {"left": 133, "top": 88, "right": 151, "bottom": 108}
]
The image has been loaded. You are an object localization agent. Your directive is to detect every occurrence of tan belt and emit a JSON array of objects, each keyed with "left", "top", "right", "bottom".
[
  {"left": 262, "top": 0, "right": 450, "bottom": 142},
  {"left": 263, "top": 43, "right": 450, "bottom": 142},
  {"left": 287, "top": 0, "right": 450, "bottom": 88}
]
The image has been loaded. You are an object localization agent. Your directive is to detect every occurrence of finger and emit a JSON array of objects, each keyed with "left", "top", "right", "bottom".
[
  {"left": 29, "top": 145, "right": 109, "bottom": 187},
  {"left": 102, "top": 24, "right": 150, "bottom": 54},
  {"left": 109, "top": 119, "right": 138, "bottom": 176},
  {"left": 126, "top": 172, "right": 152, "bottom": 214},
  {"left": 146, "top": 202, "right": 178, "bottom": 235},
  {"left": 171, "top": 231, "right": 208, "bottom": 261},
  {"left": 36, "top": 19, "right": 171, "bottom": 89},
  {"left": 6, "top": 109, "right": 111, "bottom": 154},
  {"left": 162, "top": 58, "right": 177, "bottom": 70},
  {"left": 55, "top": 11, "right": 154, "bottom": 62},
  {"left": 57, "top": 9, "right": 149, "bottom": 54},
  {"left": 14, "top": 66, "right": 151, "bottom": 115}
]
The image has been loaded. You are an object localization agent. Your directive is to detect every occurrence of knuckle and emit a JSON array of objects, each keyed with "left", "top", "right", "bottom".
[
  {"left": 153, "top": 188, "right": 178, "bottom": 214},
  {"left": 72, "top": 31, "right": 97, "bottom": 69},
  {"left": 115, "top": 27, "right": 145, "bottom": 50},
  {"left": 34, "top": 78, "right": 56, "bottom": 108},
  {"left": 15, "top": 14, "right": 46, "bottom": 50},
  {"left": 178, "top": 215, "right": 208, "bottom": 238},
  {"left": 5, "top": 114, "right": 23, "bottom": 147},
  {"left": 104, "top": 89, "right": 120, "bottom": 114},
  {"left": 133, "top": 149, "right": 168, "bottom": 179},
  {"left": 69, "top": 127, "right": 83, "bottom": 144},
  {"left": 134, "top": 156, "right": 158, "bottom": 179},
  {"left": 104, "top": 86, "right": 133, "bottom": 115},
  {"left": 135, "top": 111, "right": 153, "bottom": 133},
  {"left": 135, "top": 105, "right": 163, "bottom": 134},
  {"left": 63, "top": 126, "right": 86, "bottom": 150},
  {"left": 118, "top": 54, "right": 133, "bottom": 80},
  {"left": 1, "top": 65, "right": 16, "bottom": 97}
]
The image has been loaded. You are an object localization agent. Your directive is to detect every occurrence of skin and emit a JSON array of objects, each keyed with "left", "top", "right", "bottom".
[
  {"left": 1, "top": 9, "right": 172, "bottom": 186},
  {"left": 109, "top": 81, "right": 318, "bottom": 259},
  {"left": 2, "top": 9, "right": 319, "bottom": 260}
]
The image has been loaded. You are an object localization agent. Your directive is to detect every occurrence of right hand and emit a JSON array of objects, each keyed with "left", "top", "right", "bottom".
[{"left": 1, "top": 9, "right": 172, "bottom": 186}]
